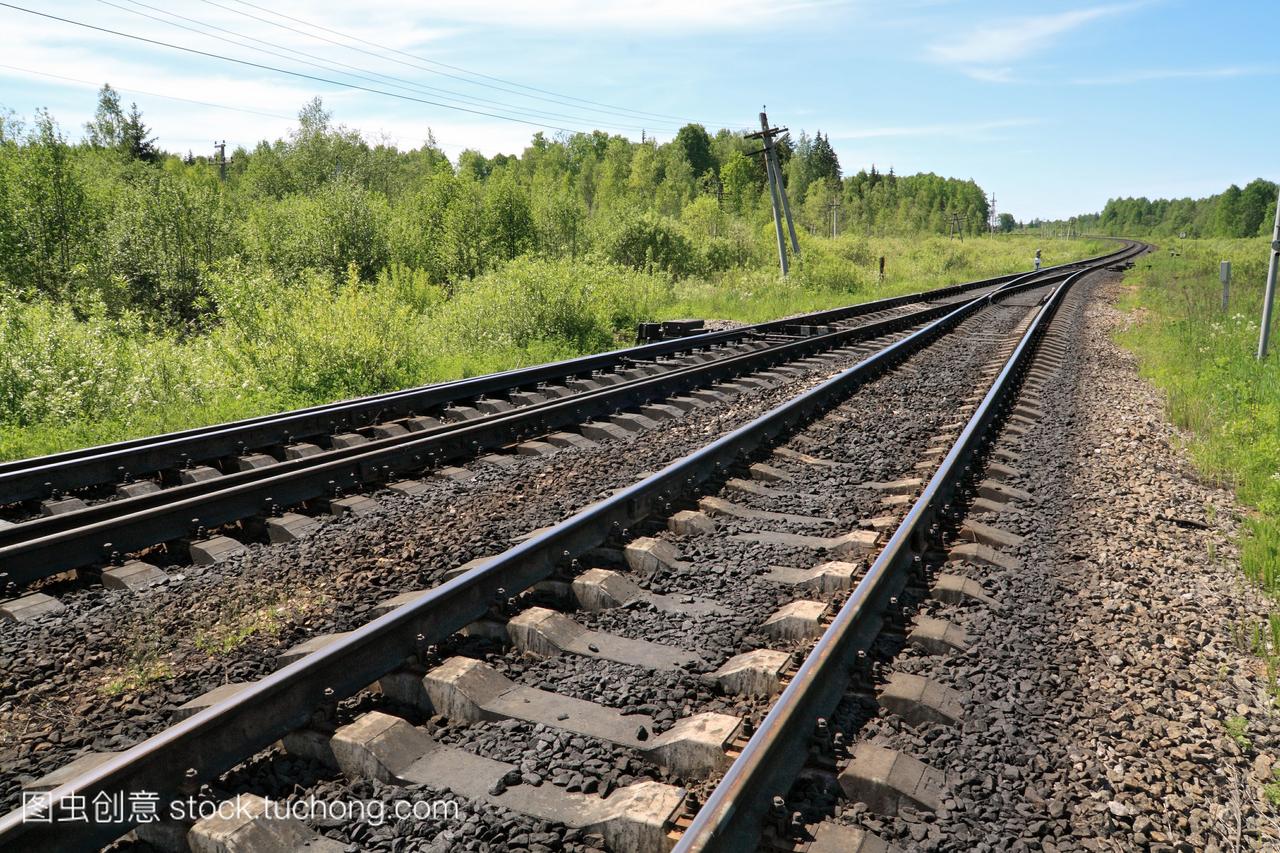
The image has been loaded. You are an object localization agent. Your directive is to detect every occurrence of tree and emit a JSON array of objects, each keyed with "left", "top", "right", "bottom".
[
  {"left": 534, "top": 180, "right": 587, "bottom": 259},
  {"left": 674, "top": 124, "right": 715, "bottom": 180},
  {"left": 9, "top": 112, "right": 95, "bottom": 298},
  {"left": 85, "top": 86, "right": 158, "bottom": 162},
  {"left": 457, "top": 149, "right": 490, "bottom": 181},
  {"left": 482, "top": 168, "right": 535, "bottom": 261},
  {"left": 1211, "top": 185, "right": 1243, "bottom": 237},
  {"left": 997, "top": 212, "right": 1016, "bottom": 233},
  {"left": 808, "top": 132, "right": 840, "bottom": 185},
  {"left": 85, "top": 84, "right": 124, "bottom": 149},
  {"left": 719, "top": 150, "right": 757, "bottom": 216},
  {"left": 1239, "top": 179, "right": 1273, "bottom": 238},
  {"left": 120, "top": 102, "right": 159, "bottom": 163}
]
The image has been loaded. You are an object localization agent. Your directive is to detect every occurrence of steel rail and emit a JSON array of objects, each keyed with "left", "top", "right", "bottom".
[
  {"left": 0, "top": 269, "right": 1071, "bottom": 586},
  {"left": 0, "top": 243, "right": 1137, "bottom": 853},
  {"left": 0, "top": 263, "right": 1083, "bottom": 506},
  {"left": 670, "top": 240, "right": 1147, "bottom": 853}
]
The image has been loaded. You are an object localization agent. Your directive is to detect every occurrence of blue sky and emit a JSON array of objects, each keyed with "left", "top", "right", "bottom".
[{"left": 0, "top": 0, "right": 1274, "bottom": 219}]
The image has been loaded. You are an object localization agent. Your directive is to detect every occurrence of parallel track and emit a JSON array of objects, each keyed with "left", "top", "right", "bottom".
[
  {"left": 0, "top": 267, "right": 1078, "bottom": 588},
  {"left": 0, "top": 267, "right": 1058, "bottom": 510}
]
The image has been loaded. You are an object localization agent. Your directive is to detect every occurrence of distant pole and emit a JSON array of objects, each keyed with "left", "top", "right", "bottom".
[
  {"left": 213, "top": 140, "right": 226, "bottom": 182},
  {"left": 878, "top": 255, "right": 885, "bottom": 282},
  {"left": 828, "top": 199, "right": 840, "bottom": 239},
  {"left": 989, "top": 192, "right": 996, "bottom": 233},
  {"left": 1220, "top": 261, "right": 1231, "bottom": 312},
  {"left": 1259, "top": 187, "right": 1280, "bottom": 359}
]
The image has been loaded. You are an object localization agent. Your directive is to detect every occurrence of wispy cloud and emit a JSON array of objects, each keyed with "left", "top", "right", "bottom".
[
  {"left": 360, "top": 0, "right": 835, "bottom": 31},
  {"left": 827, "top": 117, "right": 1040, "bottom": 141},
  {"left": 1072, "top": 65, "right": 1277, "bottom": 85},
  {"left": 926, "top": 3, "right": 1140, "bottom": 81}
]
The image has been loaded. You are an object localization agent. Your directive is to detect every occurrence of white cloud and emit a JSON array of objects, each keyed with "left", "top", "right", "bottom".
[
  {"left": 1072, "top": 65, "right": 1277, "bottom": 85},
  {"left": 0, "top": 0, "right": 683, "bottom": 155},
  {"left": 926, "top": 3, "right": 1140, "bottom": 81}
]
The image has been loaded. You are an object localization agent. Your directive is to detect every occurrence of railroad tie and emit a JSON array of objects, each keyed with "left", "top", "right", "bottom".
[
  {"left": 326, "top": 712, "right": 685, "bottom": 853},
  {"left": 422, "top": 657, "right": 741, "bottom": 775}
]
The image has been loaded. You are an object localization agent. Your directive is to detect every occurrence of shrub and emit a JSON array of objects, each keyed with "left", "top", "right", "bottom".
[
  {"left": 435, "top": 257, "right": 671, "bottom": 356},
  {"left": 206, "top": 262, "right": 431, "bottom": 401},
  {"left": 599, "top": 212, "right": 696, "bottom": 278},
  {"left": 244, "top": 176, "right": 389, "bottom": 282}
]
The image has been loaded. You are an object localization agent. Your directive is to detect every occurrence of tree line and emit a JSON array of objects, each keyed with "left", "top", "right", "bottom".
[
  {"left": 1046, "top": 179, "right": 1279, "bottom": 238},
  {"left": 0, "top": 87, "right": 996, "bottom": 327}
]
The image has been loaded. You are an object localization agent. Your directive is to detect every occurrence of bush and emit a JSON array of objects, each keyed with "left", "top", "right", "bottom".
[
  {"left": 435, "top": 256, "right": 671, "bottom": 356},
  {"left": 103, "top": 165, "right": 235, "bottom": 323},
  {"left": 206, "top": 262, "right": 431, "bottom": 401},
  {"left": 599, "top": 212, "right": 696, "bottom": 278},
  {"left": 791, "top": 250, "right": 873, "bottom": 293},
  {"left": 245, "top": 176, "right": 389, "bottom": 282},
  {"left": 699, "top": 235, "right": 753, "bottom": 274}
]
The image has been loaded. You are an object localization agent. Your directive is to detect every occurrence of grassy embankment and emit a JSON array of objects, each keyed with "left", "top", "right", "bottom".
[
  {"left": 1117, "top": 238, "right": 1280, "bottom": 672},
  {"left": 0, "top": 233, "right": 1105, "bottom": 461}
]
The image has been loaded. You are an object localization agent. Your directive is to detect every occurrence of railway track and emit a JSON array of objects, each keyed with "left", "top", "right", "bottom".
[
  {"left": 0, "top": 265, "right": 1082, "bottom": 599},
  {"left": 0, "top": 241, "right": 1146, "bottom": 852},
  {"left": 0, "top": 267, "right": 1039, "bottom": 513}
]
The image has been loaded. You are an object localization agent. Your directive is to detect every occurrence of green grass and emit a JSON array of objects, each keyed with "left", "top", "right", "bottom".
[
  {"left": 1117, "top": 238, "right": 1280, "bottom": 588},
  {"left": 0, "top": 233, "right": 1106, "bottom": 461},
  {"left": 1116, "top": 237, "right": 1280, "bottom": 700},
  {"left": 192, "top": 588, "right": 327, "bottom": 655},
  {"left": 1226, "top": 714, "right": 1253, "bottom": 751}
]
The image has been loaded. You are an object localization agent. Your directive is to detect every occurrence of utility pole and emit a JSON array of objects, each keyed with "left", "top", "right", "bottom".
[
  {"left": 828, "top": 199, "right": 841, "bottom": 239},
  {"left": 989, "top": 192, "right": 996, "bottom": 233},
  {"left": 747, "top": 110, "right": 801, "bottom": 275},
  {"left": 213, "top": 140, "right": 226, "bottom": 183},
  {"left": 1258, "top": 186, "right": 1280, "bottom": 359},
  {"left": 762, "top": 145, "right": 788, "bottom": 275}
]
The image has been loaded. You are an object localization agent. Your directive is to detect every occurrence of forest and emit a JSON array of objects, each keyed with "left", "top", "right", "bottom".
[
  {"left": 1043, "top": 178, "right": 1279, "bottom": 238},
  {"left": 0, "top": 88, "right": 1074, "bottom": 460},
  {"left": 0, "top": 88, "right": 1004, "bottom": 324}
]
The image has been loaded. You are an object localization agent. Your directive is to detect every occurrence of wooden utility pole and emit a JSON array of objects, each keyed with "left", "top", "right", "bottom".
[
  {"left": 747, "top": 110, "right": 801, "bottom": 275},
  {"left": 1258, "top": 186, "right": 1280, "bottom": 359},
  {"left": 213, "top": 140, "right": 227, "bottom": 182},
  {"left": 828, "top": 199, "right": 841, "bottom": 239}
]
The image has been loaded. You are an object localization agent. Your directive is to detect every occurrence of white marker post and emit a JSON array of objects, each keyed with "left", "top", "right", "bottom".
[
  {"left": 1220, "top": 261, "right": 1231, "bottom": 312},
  {"left": 1259, "top": 187, "right": 1280, "bottom": 359}
]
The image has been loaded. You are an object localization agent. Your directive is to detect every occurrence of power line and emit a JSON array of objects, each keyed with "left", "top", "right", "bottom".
[
  {"left": 0, "top": 62, "right": 469, "bottom": 151},
  {"left": 0, "top": 2, "right": 602, "bottom": 135},
  {"left": 0, "top": 62, "right": 294, "bottom": 121},
  {"left": 209, "top": 0, "right": 732, "bottom": 128},
  {"left": 99, "top": 0, "right": 675, "bottom": 134}
]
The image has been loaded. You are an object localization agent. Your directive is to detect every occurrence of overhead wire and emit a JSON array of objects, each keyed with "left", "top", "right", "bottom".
[
  {"left": 205, "top": 0, "right": 735, "bottom": 128},
  {"left": 0, "top": 3, "right": 603, "bottom": 134},
  {"left": 98, "top": 0, "right": 678, "bottom": 134},
  {"left": 0, "top": 62, "right": 469, "bottom": 150}
]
